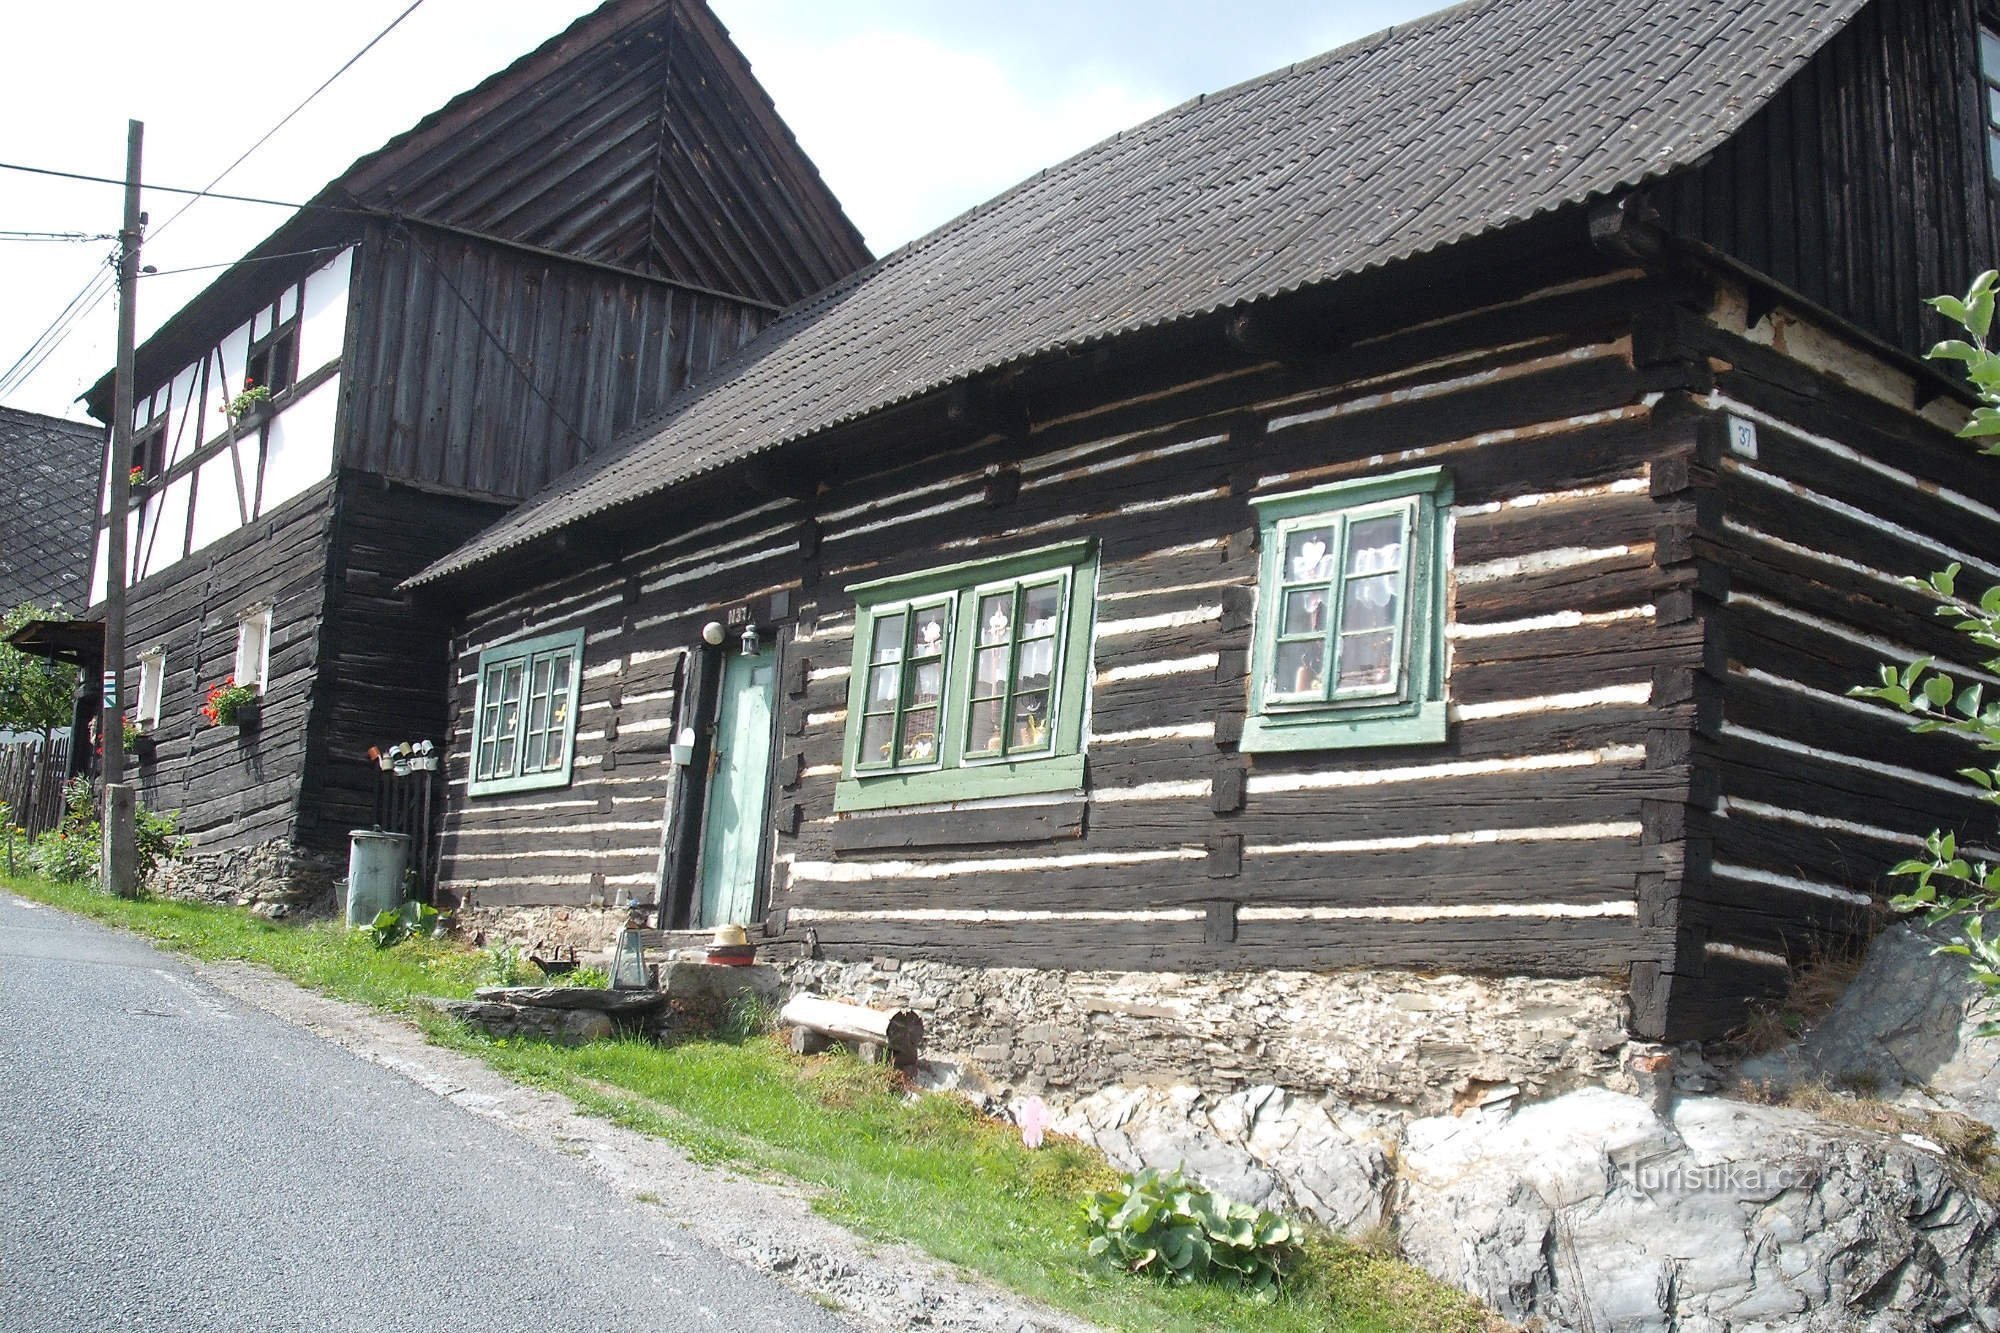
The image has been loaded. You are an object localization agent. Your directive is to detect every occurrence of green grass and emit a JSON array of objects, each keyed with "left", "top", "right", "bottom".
[{"left": 3, "top": 870, "right": 1492, "bottom": 1333}]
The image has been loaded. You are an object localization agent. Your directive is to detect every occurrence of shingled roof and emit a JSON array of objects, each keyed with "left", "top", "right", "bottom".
[
  {"left": 412, "top": 0, "right": 1866, "bottom": 588},
  {"left": 0, "top": 407, "right": 102, "bottom": 612}
]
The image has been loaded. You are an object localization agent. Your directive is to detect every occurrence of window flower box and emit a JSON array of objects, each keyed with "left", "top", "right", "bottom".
[{"left": 202, "top": 676, "right": 261, "bottom": 730}]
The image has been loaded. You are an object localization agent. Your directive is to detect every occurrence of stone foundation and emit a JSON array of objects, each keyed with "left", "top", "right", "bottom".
[
  {"left": 458, "top": 902, "right": 630, "bottom": 962},
  {"left": 780, "top": 956, "right": 1632, "bottom": 1117},
  {"left": 151, "top": 838, "right": 341, "bottom": 916}
]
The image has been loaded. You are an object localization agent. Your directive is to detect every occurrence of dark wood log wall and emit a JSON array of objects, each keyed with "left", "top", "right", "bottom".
[
  {"left": 127, "top": 481, "right": 338, "bottom": 852},
  {"left": 1656, "top": 292, "right": 2000, "bottom": 1037},
  {"left": 1653, "top": 0, "right": 1999, "bottom": 363},
  {"left": 437, "top": 259, "right": 1720, "bottom": 1010},
  {"left": 336, "top": 220, "right": 771, "bottom": 501},
  {"left": 295, "top": 476, "right": 514, "bottom": 855}
]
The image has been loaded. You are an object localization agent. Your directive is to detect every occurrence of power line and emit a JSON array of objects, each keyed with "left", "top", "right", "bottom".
[
  {"left": 0, "top": 161, "right": 321, "bottom": 211},
  {"left": 0, "top": 258, "right": 114, "bottom": 398},
  {"left": 0, "top": 229, "right": 118, "bottom": 242},
  {"left": 0, "top": 0, "right": 429, "bottom": 400},
  {"left": 148, "top": 0, "right": 427, "bottom": 244},
  {"left": 139, "top": 244, "right": 351, "bottom": 279}
]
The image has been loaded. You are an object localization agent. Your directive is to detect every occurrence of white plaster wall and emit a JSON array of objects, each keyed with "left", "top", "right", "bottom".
[
  {"left": 296, "top": 249, "right": 351, "bottom": 371},
  {"left": 136, "top": 477, "right": 190, "bottom": 582},
  {"left": 163, "top": 361, "right": 202, "bottom": 469},
  {"left": 260, "top": 373, "right": 339, "bottom": 514},
  {"left": 211, "top": 325, "right": 251, "bottom": 402},
  {"left": 89, "top": 247, "right": 351, "bottom": 597},
  {"left": 189, "top": 451, "right": 244, "bottom": 557}
]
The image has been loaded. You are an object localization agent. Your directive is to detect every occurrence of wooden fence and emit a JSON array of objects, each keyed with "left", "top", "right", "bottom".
[{"left": 0, "top": 734, "right": 72, "bottom": 841}]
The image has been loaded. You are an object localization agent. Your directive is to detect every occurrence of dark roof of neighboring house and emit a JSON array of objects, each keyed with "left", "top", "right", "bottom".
[
  {"left": 0, "top": 407, "right": 103, "bottom": 611},
  {"left": 87, "top": 0, "right": 870, "bottom": 418},
  {"left": 412, "top": 0, "right": 1866, "bottom": 588}
]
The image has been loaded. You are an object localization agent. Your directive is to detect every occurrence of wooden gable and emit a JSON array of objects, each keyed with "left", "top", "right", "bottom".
[{"left": 332, "top": 0, "right": 868, "bottom": 309}]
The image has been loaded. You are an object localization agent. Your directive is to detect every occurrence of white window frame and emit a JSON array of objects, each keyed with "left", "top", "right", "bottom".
[
  {"left": 136, "top": 648, "right": 165, "bottom": 730},
  {"left": 235, "top": 606, "right": 272, "bottom": 693}
]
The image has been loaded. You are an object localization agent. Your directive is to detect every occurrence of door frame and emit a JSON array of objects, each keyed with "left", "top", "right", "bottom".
[
  {"left": 657, "top": 637, "right": 783, "bottom": 929},
  {"left": 693, "top": 644, "right": 778, "bottom": 929}
]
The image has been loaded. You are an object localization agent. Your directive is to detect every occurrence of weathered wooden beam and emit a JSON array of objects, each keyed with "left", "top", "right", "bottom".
[
  {"left": 1221, "top": 308, "right": 1345, "bottom": 364},
  {"left": 780, "top": 993, "right": 922, "bottom": 1066},
  {"left": 944, "top": 382, "right": 1028, "bottom": 441}
]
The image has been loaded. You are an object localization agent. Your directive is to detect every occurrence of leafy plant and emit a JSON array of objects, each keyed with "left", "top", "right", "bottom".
[
  {"left": 1084, "top": 1166, "right": 1300, "bottom": 1300},
  {"left": 369, "top": 899, "right": 442, "bottom": 949},
  {"left": 483, "top": 944, "right": 533, "bottom": 986},
  {"left": 564, "top": 963, "right": 610, "bottom": 989},
  {"left": 134, "top": 804, "right": 187, "bottom": 883},
  {"left": 21, "top": 780, "right": 185, "bottom": 887},
  {"left": 201, "top": 675, "right": 258, "bottom": 727},
  {"left": 1852, "top": 270, "right": 2000, "bottom": 1034},
  {"left": 223, "top": 382, "right": 271, "bottom": 422}
]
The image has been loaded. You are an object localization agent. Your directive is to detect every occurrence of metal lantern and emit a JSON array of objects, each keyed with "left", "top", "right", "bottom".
[{"left": 610, "top": 899, "right": 651, "bottom": 989}]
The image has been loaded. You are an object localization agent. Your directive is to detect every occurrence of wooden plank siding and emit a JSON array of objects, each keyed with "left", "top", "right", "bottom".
[
  {"left": 1662, "top": 290, "right": 2000, "bottom": 1037},
  {"left": 126, "top": 481, "right": 338, "bottom": 852},
  {"left": 434, "top": 264, "right": 1705, "bottom": 1001},
  {"left": 1654, "top": 0, "right": 2000, "bottom": 365},
  {"left": 295, "top": 478, "right": 514, "bottom": 854},
  {"left": 337, "top": 220, "right": 770, "bottom": 501}
]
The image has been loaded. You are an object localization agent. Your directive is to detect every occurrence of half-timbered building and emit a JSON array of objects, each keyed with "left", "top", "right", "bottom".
[
  {"left": 70, "top": 0, "right": 868, "bottom": 900},
  {"left": 410, "top": 0, "right": 1999, "bottom": 1059}
]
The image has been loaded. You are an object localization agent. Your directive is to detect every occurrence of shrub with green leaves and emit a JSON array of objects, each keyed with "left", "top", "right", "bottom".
[
  {"left": 1853, "top": 270, "right": 2000, "bottom": 1033},
  {"left": 20, "top": 780, "right": 185, "bottom": 888},
  {"left": 369, "top": 900, "right": 442, "bottom": 948},
  {"left": 482, "top": 945, "right": 532, "bottom": 986},
  {"left": 1084, "top": 1166, "right": 1299, "bottom": 1300}
]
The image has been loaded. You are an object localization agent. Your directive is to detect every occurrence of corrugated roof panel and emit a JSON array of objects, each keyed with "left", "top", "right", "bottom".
[{"left": 414, "top": 0, "right": 1866, "bottom": 586}]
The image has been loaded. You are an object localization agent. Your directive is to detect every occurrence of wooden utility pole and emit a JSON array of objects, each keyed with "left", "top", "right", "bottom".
[{"left": 101, "top": 118, "right": 143, "bottom": 898}]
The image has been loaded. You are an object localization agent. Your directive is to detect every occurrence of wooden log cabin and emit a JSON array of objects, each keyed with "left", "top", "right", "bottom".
[
  {"left": 410, "top": 0, "right": 2000, "bottom": 1047},
  {"left": 68, "top": 0, "right": 868, "bottom": 901}
]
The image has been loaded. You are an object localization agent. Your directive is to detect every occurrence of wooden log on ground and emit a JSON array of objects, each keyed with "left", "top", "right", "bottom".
[{"left": 780, "top": 993, "right": 923, "bottom": 1066}]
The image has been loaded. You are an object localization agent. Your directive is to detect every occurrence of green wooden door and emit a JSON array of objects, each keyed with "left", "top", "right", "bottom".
[{"left": 697, "top": 651, "right": 776, "bottom": 928}]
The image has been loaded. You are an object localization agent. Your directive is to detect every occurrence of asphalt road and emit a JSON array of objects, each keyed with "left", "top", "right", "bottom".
[{"left": 0, "top": 894, "right": 852, "bottom": 1332}]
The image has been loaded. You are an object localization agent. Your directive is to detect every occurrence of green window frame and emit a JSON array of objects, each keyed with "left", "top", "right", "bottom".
[
  {"left": 837, "top": 539, "right": 1097, "bottom": 811},
  {"left": 1982, "top": 25, "right": 2000, "bottom": 180},
  {"left": 1243, "top": 466, "right": 1451, "bottom": 752},
  {"left": 469, "top": 628, "right": 585, "bottom": 796}
]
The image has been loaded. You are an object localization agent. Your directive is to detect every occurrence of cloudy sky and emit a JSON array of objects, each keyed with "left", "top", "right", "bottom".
[{"left": 0, "top": 0, "right": 1438, "bottom": 421}]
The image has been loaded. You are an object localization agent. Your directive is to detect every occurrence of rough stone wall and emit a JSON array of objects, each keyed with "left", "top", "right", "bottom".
[
  {"left": 459, "top": 903, "right": 630, "bottom": 962},
  {"left": 780, "top": 956, "right": 1632, "bottom": 1117},
  {"left": 151, "top": 838, "right": 340, "bottom": 915}
]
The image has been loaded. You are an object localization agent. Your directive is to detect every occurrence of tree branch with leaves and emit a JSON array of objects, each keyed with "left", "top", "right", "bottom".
[
  {"left": 1852, "top": 270, "right": 2000, "bottom": 1033},
  {"left": 0, "top": 603, "right": 77, "bottom": 740}
]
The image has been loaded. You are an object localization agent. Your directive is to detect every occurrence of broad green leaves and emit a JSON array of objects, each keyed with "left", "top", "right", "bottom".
[
  {"left": 369, "top": 900, "right": 442, "bottom": 948},
  {"left": 1928, "top": 272, "right": 2000, "bottom": 450},
  {"left": 1083, "top": 1166, "right": 1298, "bottom": 1300}
]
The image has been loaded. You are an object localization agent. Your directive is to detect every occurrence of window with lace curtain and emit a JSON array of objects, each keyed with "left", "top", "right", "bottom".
[
  {"left": 837, "top": 540, "right": 1097, "bottom": 811},
  {"left": 1243, "top": 466, "right": 1452, "bottom": 752}
]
